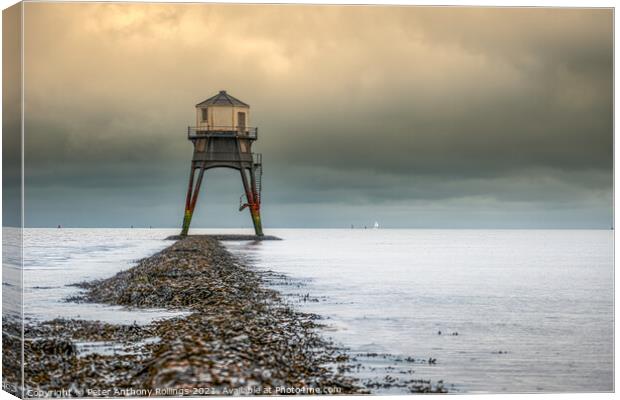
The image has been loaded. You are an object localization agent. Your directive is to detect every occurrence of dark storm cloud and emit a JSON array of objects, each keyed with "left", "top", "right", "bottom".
[{"left": 20, "top": 4, "right": 612, "bottom": 228}]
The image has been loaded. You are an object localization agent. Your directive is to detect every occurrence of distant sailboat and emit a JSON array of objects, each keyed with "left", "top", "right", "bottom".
[{"left": 373, "top": 221, "right": 379, "bottom": 229}]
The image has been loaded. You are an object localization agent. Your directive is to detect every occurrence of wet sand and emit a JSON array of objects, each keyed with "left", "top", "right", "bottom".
[{"left": 4, "top": 235, "right": 445, "bottom": 396}]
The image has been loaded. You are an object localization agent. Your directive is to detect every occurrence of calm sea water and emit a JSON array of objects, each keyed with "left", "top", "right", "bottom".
[
  {"left": 226, "top": 229, "right": 614, "bottom": 393},
  {"left": 9, "top": 228, "right": 614, "bottom": 393}
]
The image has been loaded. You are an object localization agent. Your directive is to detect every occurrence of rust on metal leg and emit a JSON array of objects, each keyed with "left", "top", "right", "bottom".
[{"left": 180, "top": 163, "right": 206, "bottom": 236}]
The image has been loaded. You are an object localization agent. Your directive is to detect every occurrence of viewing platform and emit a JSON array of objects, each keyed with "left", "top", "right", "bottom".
[{"left": 187, "top": 126, "right": 258, "bottom": 140}]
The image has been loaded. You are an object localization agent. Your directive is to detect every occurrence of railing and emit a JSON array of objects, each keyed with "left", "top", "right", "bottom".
[{"left": 188, "top": 126, "right": 258, "bottom": 140}]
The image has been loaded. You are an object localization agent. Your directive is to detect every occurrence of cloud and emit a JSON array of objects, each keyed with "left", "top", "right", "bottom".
[{"left": 20, "top": 4, "right": 612, "bottom": 227}]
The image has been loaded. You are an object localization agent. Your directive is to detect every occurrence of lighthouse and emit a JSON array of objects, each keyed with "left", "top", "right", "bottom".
[{"left": 180, "top": 90, "right": 263, "bottom": 237}]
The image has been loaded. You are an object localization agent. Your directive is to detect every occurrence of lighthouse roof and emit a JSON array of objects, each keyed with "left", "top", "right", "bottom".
[{"left": 196, "top": 90, "right": 249, "bottom": 107}]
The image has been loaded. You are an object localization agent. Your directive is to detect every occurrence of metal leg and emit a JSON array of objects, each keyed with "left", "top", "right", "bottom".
[
  {"left": 240, "top": 167, "right": 264, "bottom": 236},
  {"left": 180, "top": 165, "right": 195, "bottom": 236},
  {"left": 180, "top": 164, "right": 206, "bottom": 236}
]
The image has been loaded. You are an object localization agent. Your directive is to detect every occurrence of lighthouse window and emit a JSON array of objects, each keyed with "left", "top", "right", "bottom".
[{"left": 201, "top": 108, "right": 208, "bottom": 122}]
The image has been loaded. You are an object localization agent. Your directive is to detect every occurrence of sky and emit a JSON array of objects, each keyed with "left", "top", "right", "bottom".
[{"left": 11, "top": 3, "right": 614, "bottom": 228}]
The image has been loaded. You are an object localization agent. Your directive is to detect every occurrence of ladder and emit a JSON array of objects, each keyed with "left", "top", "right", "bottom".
[{"left": 253, "top": 153, "right": 262, "bottom": 204}]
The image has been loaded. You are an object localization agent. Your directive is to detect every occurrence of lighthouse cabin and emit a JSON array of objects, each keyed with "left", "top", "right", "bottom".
[
  {"left": 188, "top": 90, "right": 257, "bottom": 160},
  {"left": 195, "top": 90, "right": 250, "bottom": 133}
]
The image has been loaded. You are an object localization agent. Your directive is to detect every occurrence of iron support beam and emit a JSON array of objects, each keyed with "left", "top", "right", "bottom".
[{"left": 180, "top": 163, "right": 206, "bottom": 236}]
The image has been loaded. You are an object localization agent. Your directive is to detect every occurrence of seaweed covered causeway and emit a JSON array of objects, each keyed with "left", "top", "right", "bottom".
[{"left": 10, "top": 236, "right": 360, "bottom": 396}]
